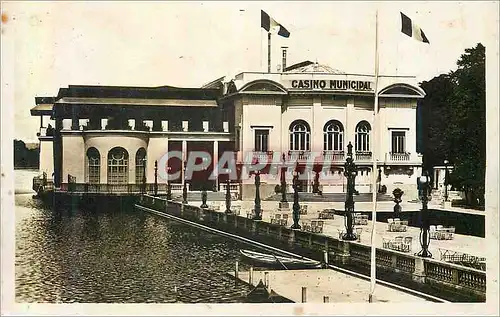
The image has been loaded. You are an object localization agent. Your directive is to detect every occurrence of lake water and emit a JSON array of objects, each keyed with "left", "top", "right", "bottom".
[{"left": 15, "top": 170, "right": 265, "bottom": 303}]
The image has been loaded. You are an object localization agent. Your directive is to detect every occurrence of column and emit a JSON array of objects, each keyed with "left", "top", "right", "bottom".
[
  {"left": 71, "top": 107, "right": 79, "bottom": 130},
  {"left": 213, "top": 140, "right": 219, "bottom": 191},
  {"left": 346, "top": 97, "right": 355, "bottom": 144},
  {"left": 53, "top": 118, "right": 63, "bottom": 187},
  {"left": 312, "top": 97, "right": 322, "bottom": 152},
  {"left": 182, "top": 140, "right": 187, "bottom": 186}
]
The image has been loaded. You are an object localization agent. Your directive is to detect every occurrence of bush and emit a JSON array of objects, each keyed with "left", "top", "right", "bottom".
[
  {"left": 274, "top": 185, "right": 281, "bottom": 193},
  {"left": 379, "top": 185, "right": 387, "bottom": 194}
]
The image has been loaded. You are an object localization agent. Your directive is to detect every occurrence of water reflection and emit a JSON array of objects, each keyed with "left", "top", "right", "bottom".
[{"left": 15, "top": 173, "right": 265, "bottom": 303}]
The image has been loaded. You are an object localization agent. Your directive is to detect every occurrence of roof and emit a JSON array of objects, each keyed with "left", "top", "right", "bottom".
[
  {"left": 30, "top": 103, "right": 53, "bottom": 115},
  {"left": 285, "top": 61, "right": 345, "bottom": 74},
  {"left": 55, "top": 97, "right": 218, "bottom": 107},
  {"left": 201, "top": 76, "right": 225, "bottom": 89},
  {"left": 57, "top": 85, "right": 220, "bottom": 100}
]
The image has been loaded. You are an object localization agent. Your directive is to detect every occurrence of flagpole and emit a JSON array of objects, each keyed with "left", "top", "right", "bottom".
[
  {"left": 268, "top": 32, "right": 272, "bottom": 73},
  {"left": 368, "top": 7, "right": 380, "bottom": 303}
]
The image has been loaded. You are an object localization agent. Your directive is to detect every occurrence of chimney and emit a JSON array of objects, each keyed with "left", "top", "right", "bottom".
[{"left": 281, "top": 46, "right": 288, "bottom": 72}]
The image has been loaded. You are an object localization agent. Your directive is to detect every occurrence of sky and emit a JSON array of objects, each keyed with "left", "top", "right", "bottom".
[{"left": 1, "top": 1, "right": 498, "bottom": 143}]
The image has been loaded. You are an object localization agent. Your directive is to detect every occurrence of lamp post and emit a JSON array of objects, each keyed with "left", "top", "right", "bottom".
[
  {"left": 443, "top": 159, "right": 449, "bottom": 202},
  {"left": 416, "top": 170, "right": 432, "bottom": 258},
  {"left": 225, "top": 179, "right": 232, "bottom": 214},
  {"left": 254, "top": 171, "right": 262, "bottom": 220},
  {"left": 313, "top": 170, "right": 320, "bottom": 194},
  {"left": 342, "top": 142, "right": 358, "bottom": 241},
  {"left": 377, "top": 167, "right": 382, "bottom": 193},
  {"left": 280, "top": 153, "right": 287, "bottom": 204},
  {"left": 154, "top": 160, "right": 158, "bottom": 197},
  {"left": 166, "top": 168, "right": 172, "bottom": 200},
  {"left": 291, "top": 171, "right": 301, "bottom": 230},
  {"left": 201, "top": 185, "right": 208, "bottom": 208},
  {"left": 142, "top": 157, "right": 147, "bottom": 195},
  {"left": 182, "top": 161, "right": 188, "bottom": 204},
  {"left": 392, "top": 188, "right": 404, "bottom": 219}
]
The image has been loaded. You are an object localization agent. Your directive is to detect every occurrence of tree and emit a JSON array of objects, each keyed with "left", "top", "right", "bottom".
[
  {"left": 419, "top": 43, "right": 485, "bottom": 206},
  {"left": 13, "top": 139, "right": 40, "bottom": 169}
]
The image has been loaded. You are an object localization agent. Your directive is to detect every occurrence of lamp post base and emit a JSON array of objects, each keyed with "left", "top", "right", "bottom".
[
  {"left": 200, "top": 203, "right": 208, "bottom": 208},
  {"left": 291, "top": 223, "right": 301, "bottom": 230},
  {"left": 342, "top": 232, "right": 358, "bottom": 241},
  {"left": 416, "top": 249, "right": 432, "bottom": 258}
]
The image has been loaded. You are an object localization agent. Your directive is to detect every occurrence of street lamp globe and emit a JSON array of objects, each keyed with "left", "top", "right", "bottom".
[{"left": 419, "top": 174, "right": 430, "bottom": 185}]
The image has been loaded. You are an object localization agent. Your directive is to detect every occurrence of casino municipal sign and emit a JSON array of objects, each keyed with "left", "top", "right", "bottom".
[{"left": 289, "top": 79, "right": 373, "bottom": 91}]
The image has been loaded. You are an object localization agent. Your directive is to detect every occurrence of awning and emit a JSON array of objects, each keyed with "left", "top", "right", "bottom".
[
  {"left": 30, "top": 104, "right": 53, "bottom": 115},
  {"left": 55, "top": 97, "right": 218, "bottom": 107}
]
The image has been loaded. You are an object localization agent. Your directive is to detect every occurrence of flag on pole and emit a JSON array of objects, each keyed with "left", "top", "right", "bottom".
[
  {"left": 400, "top": 12, "right": 429, "bottom": 43},
  {"left": 261, "top": 10, "right": 290, "bottom": 38}
]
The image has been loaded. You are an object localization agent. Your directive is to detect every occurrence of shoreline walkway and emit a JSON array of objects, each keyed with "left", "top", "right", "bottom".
[
  {"left": 229, "top": 269, "right": 431, "bottom": 303},
  {"left": 189, "top": 200, "right": 485, "bottom": 262}
]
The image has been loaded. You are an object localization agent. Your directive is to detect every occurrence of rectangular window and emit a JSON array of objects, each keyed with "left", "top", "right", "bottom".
[
  {"left": 254, "top": 129, "right": 269, "bottom": 152},
  {"left": 391, "top": 131, "right": 406, "bottom": 153}
]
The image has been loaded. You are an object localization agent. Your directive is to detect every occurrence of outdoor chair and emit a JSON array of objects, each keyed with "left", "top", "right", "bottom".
[
  {"left": 337, "top": 229, "right": 344, "bottom": 239},
  {"left": 280, "top": 214, "right": 288, "bottom": 226},
  {"left": 443, "top": 232, "right": 454, "bottom": 240},
  {"left": 403, "top": 237, "right": 413, "bottom": 252},
  {"left": 302, "top": 222, "right": 311, "bottom": 232},
  {"left": 391, "top": 236, "right": 404, "bottom": 250},
  {"left": 233, "top": 206, "right": 241, "bottom": 215},
  {"left": 382, "top": 237, "right": 391, "bottom": 249}
]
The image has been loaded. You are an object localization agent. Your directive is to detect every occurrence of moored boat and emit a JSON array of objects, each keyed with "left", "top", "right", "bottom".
[{"left": 239, "top": 249, "right": 322, "bottom": 269}]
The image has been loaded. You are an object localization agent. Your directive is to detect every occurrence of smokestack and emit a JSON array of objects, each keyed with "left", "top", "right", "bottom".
[{"left": 281, "top": 46, "right": 288, "bottom": 72}]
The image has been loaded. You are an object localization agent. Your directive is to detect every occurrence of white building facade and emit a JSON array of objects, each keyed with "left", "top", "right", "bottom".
[
  {"left": 218, "top": 62, "right": 425, "bottom": 200},
  {"left": 31, "top": 62, "right": 425, "bottom": 201}
]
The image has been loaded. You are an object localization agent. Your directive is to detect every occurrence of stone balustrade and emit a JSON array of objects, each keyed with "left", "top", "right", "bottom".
[{"left": 137, "top": 194, "right": 486, "bottom": 302}]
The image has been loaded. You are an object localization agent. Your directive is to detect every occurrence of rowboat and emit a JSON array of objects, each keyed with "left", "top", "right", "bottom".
[{"left": 239, "top": 249, "right": 322, "bottom": 269}]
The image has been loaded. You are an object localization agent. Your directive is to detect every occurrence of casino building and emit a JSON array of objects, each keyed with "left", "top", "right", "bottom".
[{"left": 31, "top": 58, "right": 425, "bottom": 201}]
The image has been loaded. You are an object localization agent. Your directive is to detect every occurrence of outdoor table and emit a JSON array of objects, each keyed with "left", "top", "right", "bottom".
[
  {"left": 388, "top": 221, "right": 408, "bottom": 232},
  {"left": 318, "top": 210, "right": 336, "bottom": 219},
  {"left": 354, "top": 214, "right": 368, "bottom": 225}
]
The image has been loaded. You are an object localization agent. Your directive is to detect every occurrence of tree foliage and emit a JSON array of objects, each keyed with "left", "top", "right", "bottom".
[
  {"left": 419, "top": 43, "right": 485, "bottom": 206},
  {"left": 14, "top": 139, "right": 40, "bottom": 168}
]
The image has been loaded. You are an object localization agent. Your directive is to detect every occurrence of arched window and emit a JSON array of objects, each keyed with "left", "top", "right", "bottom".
[
  {"left": 355, "top": 121, "right": 371, "bottom": 152},
  {"left": 135, "top": 148, "right": 147, "bottom": 184},
  {"left": 107, "top": 147, "right": 129, "bottom": 184},
  {"left": 323, "top": 120, "right": 344, "bottom": 151},
  {"left": 289, "top": 120, "right": 311, "bottom": 151},
  {"left": 87, "top": 147, "right": 100, "bottom": 184}
]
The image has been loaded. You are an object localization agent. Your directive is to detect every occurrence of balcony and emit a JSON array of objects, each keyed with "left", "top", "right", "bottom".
[
  {"left": 288, "top": 150, "right": 312, "bottom": 161},
  {"left": 390, "top": 152, "right": 411, "bottom": 161},
  {"left": 58, "top": 183, "right": 170, "bottom": 194},
  {"left": 355, "top": 151, "right": 372, "bottom": 161},
  {"left": 252, "top": 151, "right": 275, "bottom": 163},
  {"left": 322, "top": 150, "right": 345, "bottom": 162}
]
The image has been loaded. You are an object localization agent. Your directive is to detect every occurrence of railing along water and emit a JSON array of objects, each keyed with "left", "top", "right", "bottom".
[{"left": 136, "top": 195, "right": 486, "bottom": 302}]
